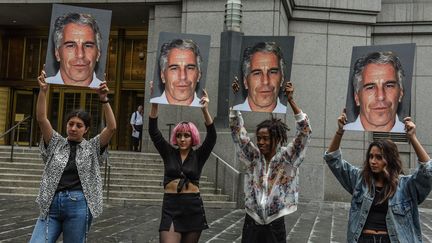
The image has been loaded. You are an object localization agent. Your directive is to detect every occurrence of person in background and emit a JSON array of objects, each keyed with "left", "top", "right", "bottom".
[{"left": 130, "top": 105, "right": 143, "bottom": 152}]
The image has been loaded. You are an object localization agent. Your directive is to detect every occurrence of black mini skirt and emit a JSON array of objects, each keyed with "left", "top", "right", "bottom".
[{"left": 159, "top": 193, "right": 208, "bottom": 232}]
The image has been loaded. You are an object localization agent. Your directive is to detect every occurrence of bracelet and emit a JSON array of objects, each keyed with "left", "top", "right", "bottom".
[
  {"left": 336, "top": 131, "right": 344, "bottom": 136},
  {"left": 100, "top": 98, "right": 109, "bottom": 104}
]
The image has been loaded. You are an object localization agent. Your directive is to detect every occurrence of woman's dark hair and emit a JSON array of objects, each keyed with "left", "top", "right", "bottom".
[
  {"left": 256, "top": 118, "right": 289, "bottom": 148},
  {"left": 361, "top": 139, "right": 403, "bottom": 204},
  {"left": 65, "top": 109, "right": 91, "bottom": 129}
]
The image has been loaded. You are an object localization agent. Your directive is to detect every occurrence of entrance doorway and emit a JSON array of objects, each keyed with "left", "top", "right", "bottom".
[
  {"left": 12, "top": 90, "right": 34, "bottom": 146},
  {"left": 49, "top": 89, "right": 109, "bottom": 142}
]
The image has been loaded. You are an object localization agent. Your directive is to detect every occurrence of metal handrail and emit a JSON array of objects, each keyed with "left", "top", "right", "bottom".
[
  {"left": 0, "top": 115, "right": 32, "bottom": 162},
  {"left": 210, "top": 151, "right": 242, "bottom": 208},
  {"left": 103, "top": 156, "right": 111, "bottom": 202},
  {"left": 211, "top": 152, "right": 240, "bottom": 174},
  {"left": 0, "top": 115, "right": 32, "bottom": 139}
]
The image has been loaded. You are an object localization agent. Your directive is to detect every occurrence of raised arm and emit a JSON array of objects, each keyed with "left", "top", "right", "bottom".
[
  {"left": 229, "top": 109, "right": 260, "bottom": 164},
  {"left": 404, "top": 117, "right": 432, "bottom": 203},
  {"left": 149, "top": 103, "right": 158, "bottom": 119},
  {"left": 200, "top": 89, "right": 213, "bottom": 125},
  {"left": 282, "top": 82, "right": 312, "bottom": 167},
  {"left": 405, "top": 117, "right": 431, "bottom": 163},
  {"left": 149, "top": 80, "right": 159, "bottom": 119},
  {"left": 36, "top": 70, "right": 53, "bottom": 145},
  {"left": 97, "top": 81, "right": 117, "bottom": 147},
  {"left": 285, "top": 82, "right": 301, "bottom": 115},
  {"left": 196, "top": 90, "right": 217, "bottom": 165},
  {"left": 324, "top": 110, "right": 360, "bottom": 195},
  {"left": 327, "top": 110, "right": 347, "bottom": 153}
]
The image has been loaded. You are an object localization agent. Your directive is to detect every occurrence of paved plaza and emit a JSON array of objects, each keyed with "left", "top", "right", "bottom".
[{"left": 2, "top": 197, "right": 432, "bottom": 242}]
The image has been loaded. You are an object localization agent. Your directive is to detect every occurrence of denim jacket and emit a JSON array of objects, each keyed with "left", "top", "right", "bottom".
[{"left": 324, "top": 149, "right": 432, "bottom": 243}]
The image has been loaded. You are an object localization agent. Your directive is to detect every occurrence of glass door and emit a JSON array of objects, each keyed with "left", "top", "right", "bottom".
[
  {"left": 50, "top": 89, "right": 106, "bottom": 140},
  {"left": 12, "top": 90, "right": 34, "bottom": 145}
]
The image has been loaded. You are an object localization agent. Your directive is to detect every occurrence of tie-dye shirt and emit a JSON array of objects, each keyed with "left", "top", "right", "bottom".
[{"left": 230, "top": 110, "right": 311, "bottom": 225}]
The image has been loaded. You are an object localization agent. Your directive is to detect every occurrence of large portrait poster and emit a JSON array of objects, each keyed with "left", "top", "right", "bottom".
[
  {"left": 344, "top": 43, "right": 415, "bottom": 133},
  {"left": 45, "top": 4, "right": 112, "bottom": 88},
  {"left": 231, "top": 36, "right": 295, "bottom": 114},
  {"left": 150, "top": 32, "right": 211, "bottom": 107}
]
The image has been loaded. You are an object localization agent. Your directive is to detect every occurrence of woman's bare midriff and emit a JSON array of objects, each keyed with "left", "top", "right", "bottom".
[
  {"left": 164, "top": 179, "right": 200, "bottom": 193},
  {"left": 362, "top": 229, "right": 388, "bottom": 235}
]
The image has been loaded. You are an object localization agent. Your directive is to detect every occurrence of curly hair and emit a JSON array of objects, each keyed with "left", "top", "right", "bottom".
[
  {"left": 256, "top": 117, "right": 289, "bottom": 147},
  {"left": 361, "top": 139, "right": 403, "bottom": 204}
]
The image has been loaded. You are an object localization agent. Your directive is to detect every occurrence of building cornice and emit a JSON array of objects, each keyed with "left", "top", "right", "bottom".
[{"left": 283, "top": 0, "right": 381, "bottom": 24}]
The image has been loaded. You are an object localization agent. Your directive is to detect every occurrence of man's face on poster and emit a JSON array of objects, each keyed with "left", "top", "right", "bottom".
[
  {"left": 161, "top": 48, "right": 200, "bottom": 105},
  {"left": 355, "top": 63, "right": 403, "bottom": 131},
  {"left": 55, "top": 23, "right": 100, "bottom": 86},
  {"left": 244, "top": 52, "right": 282, "bottom": 112}
]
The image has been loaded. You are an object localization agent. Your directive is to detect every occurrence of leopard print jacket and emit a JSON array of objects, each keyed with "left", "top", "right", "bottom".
[{"left": 36, "top": 130, "right": 107, "bottom": 218}]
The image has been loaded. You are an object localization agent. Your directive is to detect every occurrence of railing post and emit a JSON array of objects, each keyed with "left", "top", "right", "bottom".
[
  {"left": 236, "top": 172, "right": 243, "bottom": 208},
  {"left": 10, "top": 128, "right": 15, "bottom": 162},
  {"left": 104, "top": 160, "right": 108, "bottom": 188},
  {"left": 107, "top": 165, "right": 111, "bottom": 202},
  {"left": 29, "top": 116, "right": 34, "bottom": 148},
  {"left": 214, "top": 158, "right": 219, "bottom": 194}
]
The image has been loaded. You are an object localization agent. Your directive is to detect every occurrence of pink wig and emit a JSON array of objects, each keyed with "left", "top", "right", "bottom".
[{"left": 170, "top": 121, "right": 201, "bottom": 146}]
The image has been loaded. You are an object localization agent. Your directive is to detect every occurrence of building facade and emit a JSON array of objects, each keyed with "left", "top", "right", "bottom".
[{"left": 0, "top": 0, "right": 431, "bottom": 202}]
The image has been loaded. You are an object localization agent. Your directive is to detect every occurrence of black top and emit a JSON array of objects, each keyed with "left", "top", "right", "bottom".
[
  {"left": 363, "top": 186, "right": 388, "bottom": 231},
  {"left": 148, "top": 117, "right": 217, "bottom": 192},
  {"left": 56, "top": 140, "right": 82, "bottom": 192}
]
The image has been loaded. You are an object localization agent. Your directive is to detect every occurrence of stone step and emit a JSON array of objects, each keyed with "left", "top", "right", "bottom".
[
  {"left": 109, "top": 158, "right": 163, "bottom": 164},
  {"left": 0, "top": 156, "right": 164, "bottom": 166},
  {"left": 0, "top": 179, "right": 41, "bottom": 187},
  {"left": 107, "top": 178, "right": 214, "bottom": 187},
  {"left": 104, "top": 190, "right": 229, "bottom": 201},
  {"left": 106, "top": 172, "right": 208, "bottom": 181},
  {"left": 108, "top": 184, "right": 221, "bottom": 194},
  {"left": 0, "top": 173, "right": 43, "bottom": 181},
  {"left": 0, "top": 150, "right": 162, "bottom": 161},
  {"left": 0, "top": 186, "right": 39, "bottom": 195},
  {"left": 0, "top": 192, "right": 236, "bottom": 209},
  {"left": 0, "top": 146, "right": 39, "bottom": 153},
  {"left": 109, "top": 167, "right": 164, "bottom": 173},
  {"left": 0, "top": 160, "right": 164, "bottom": 171},
  {"left": 108, "top": 162, "right": 164, "bottom": 169},
  {"left": 0, "top": 146, "right": 236, "bottom": 207},
  {"left": 0, "top": 166, "right": 166, "bottom": 177},
  {"left": 0, "top": 167, "right": 168, "bottom": 177},
  {"left": 0, "top": 173, "right": 208, "bottom": 186},
  {"left": 0, "top": 186, "right": 226, "bottom": 200},
  {"left": 0, "top": 156, "right": 42, "bottom": 164},
  {"left": 109, "top": 155, "right": 162, "bottom": 161},
  {"left": 0, "top": 161, "right": 43, "bottom": 169},
  {"left": 0, "top": 167, "right": 44, "bottom": 175},
  {"left": 0, "top": 179, "right": 219, "bottom": 194},
  {"left": 105, "top": 197, "right": 237, "bottom": 209},
  {"left": 0, "top": 151, "right": 41, "bottom": 158}
]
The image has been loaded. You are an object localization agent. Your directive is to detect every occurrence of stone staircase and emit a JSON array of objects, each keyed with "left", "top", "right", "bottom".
[{"left": 0, "top": 146, "right": 237, "bottom": 208}]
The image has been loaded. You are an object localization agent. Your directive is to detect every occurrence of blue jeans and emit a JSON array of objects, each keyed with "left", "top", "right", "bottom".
[{"left": 30, "top": 190, "right": 93, "bottom": 243}]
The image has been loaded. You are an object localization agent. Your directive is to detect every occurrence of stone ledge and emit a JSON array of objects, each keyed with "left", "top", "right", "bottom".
[{"left": 283, "top": 0, "right": 380, "bottom": 24}]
